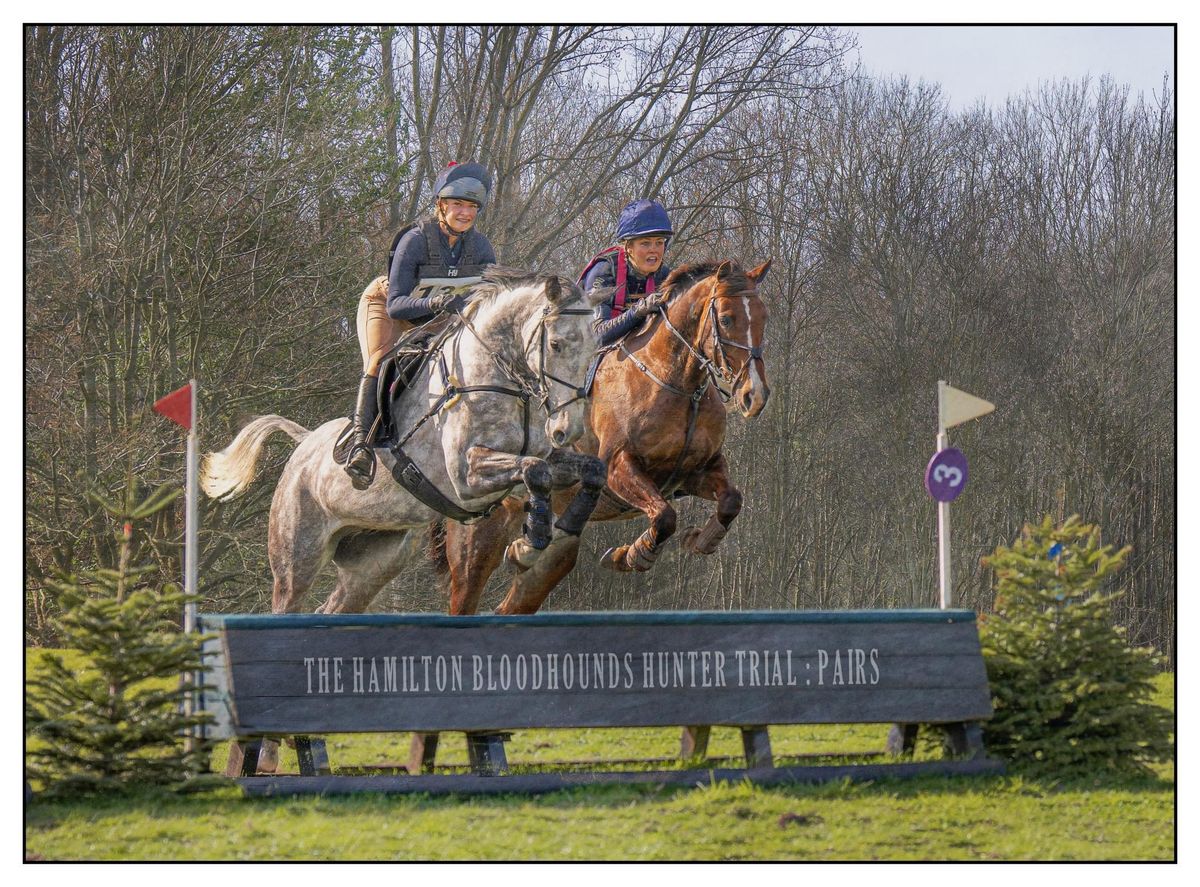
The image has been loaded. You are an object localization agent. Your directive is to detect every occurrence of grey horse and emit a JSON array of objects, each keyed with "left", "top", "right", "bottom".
[{"left": 201, "top": 270, "right": 607, "bottom": 615}]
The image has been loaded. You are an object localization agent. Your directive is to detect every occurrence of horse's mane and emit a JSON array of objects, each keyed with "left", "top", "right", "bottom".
[
  {"left": 470, "top": 265, "right": 584, "bottom": 314},
  {"left": 661, "top": 261, "right": 749, "bottom": 300}
]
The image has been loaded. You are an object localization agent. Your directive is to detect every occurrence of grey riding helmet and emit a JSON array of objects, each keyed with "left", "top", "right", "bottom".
[{"left": 434, "top": 161, "right": 493, "bottom": 209}]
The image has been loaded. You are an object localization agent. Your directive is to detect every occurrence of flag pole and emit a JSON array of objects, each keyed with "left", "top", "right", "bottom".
[
  {"left": 937, "top": 382, "right": 952, "bottom": 610},
  {"left": 184, "top": 378, "right": 199, "bottom": 634},
  {"left": 183, "top": 380, "right": 199, "bottom": 751}
]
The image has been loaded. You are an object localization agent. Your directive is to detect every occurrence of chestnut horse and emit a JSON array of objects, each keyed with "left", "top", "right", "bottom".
[{"left": 442, "top": 259, "right": 771, "bottom": 615}]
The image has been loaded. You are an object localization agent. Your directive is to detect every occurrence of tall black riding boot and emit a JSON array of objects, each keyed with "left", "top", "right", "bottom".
[{"left": 344, "top": 374, "right": 379, "bottom": 490}]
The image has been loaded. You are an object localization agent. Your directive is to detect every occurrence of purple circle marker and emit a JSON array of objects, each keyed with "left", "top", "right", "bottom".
[{"left": 925, "top": 448, "right": 969, "bottom": 502}]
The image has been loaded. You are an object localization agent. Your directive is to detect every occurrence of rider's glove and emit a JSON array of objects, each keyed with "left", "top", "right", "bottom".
[
  {"left": 632, "top": 293, "right": 666, "bottom": 318},
  {"left": 428, "top": 293, "right": 467, "bottom": 314}
]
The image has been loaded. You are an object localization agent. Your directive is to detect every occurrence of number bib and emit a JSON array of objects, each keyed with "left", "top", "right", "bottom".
[{"left": 411, "top": 276, "right": 482, "bottom": 301}]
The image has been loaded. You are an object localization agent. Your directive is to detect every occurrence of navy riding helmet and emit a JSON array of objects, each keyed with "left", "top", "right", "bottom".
[
  {"left": 434, "top": 161, "right": 493, "bottom": 209},
  {"left": 614, "top": 199, "right": 673, "bottom": 243}
]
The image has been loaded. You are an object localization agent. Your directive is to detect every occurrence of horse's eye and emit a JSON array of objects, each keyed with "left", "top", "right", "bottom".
[
  {"left": 720, "top": 315, "right": 733, "bottom": 327},
  {"left": 549, "top": 340, "right": 562, "bottom": 353}
]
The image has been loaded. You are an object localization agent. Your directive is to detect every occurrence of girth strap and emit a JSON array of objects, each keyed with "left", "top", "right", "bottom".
[
  {"left": 389, "top": 444, "right": 497, "bottom": 524},
  {"left": 387, "top": 380, "right": 531, "bottom": 522}
]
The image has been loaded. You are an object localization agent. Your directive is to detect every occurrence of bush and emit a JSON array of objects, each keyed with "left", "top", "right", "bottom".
[
  {"left": 25, "top": 483, "right": 217, "bottom": 798},
  {"left": 978, "top": 515, "right": 1172, "bottom": 776}
]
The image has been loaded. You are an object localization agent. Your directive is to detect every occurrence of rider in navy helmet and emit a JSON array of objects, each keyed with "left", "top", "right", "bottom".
[
  {"left": 343, "top": 160, "right": 497, "bottom": 489},
  {"left": 579, "top": 199, "right": 674, "bottom": 346}
]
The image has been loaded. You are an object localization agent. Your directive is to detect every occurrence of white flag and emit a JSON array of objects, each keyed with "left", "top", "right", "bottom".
[{"left": 939, "top": 381, "right": 994, "bottom": 430}]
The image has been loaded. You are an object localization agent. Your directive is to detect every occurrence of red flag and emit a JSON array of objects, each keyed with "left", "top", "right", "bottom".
[{"left": 153, "top": 382, "right": 193, "bottom": 430}]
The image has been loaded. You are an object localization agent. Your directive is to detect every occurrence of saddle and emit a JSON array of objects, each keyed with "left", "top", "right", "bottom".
[{"left": 333, "top": 315, "right": 461, "bottom": 463}]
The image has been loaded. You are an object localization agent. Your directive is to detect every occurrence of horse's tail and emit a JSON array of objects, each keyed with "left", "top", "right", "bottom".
[{"left": 200, "top": 415, "right": 311, "bottom": 502}]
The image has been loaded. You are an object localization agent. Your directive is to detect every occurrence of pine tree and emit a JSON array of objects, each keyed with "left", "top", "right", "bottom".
[
  {"left": 25, "top": 481, "right": 217, "bottom": 797},
  {"left": 979, "top": 515, "right": 1172, "bottom": 776}
]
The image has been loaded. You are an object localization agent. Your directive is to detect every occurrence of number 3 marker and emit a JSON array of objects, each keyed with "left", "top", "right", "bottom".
[{"left": 925, "top": 448, "right": 969, "bottom": 502}]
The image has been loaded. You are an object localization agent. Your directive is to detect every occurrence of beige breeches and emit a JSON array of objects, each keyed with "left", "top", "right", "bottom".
[{"left": 356, "top": 275, "right": 404, "bottom": 376}]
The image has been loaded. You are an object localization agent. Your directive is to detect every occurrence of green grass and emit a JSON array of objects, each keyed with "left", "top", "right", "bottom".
[{"left": 24, "top": 650, "right": 1175, "bottom": 861}]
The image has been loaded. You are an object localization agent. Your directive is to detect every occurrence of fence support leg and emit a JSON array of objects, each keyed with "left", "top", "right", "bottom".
[
  {"left": 466, "top": 732, "right": 511, "bottom": 776},
  {"left": 225, "top": 738, "right": 264, "bottom": 777},
  {"left": 680, "top": 725, "right": 711, "bottom": 761},
  {"left": 939, "top": 722, "right": 986, "bottom": 759},
  {"left": 886, "top": 723, "right": 919, "bottom": 756},
  {"left": 294, "top": 736, "right": 331, "bottom": 776},
  {"left": 408, "top": 732, "right": 440, "bottom": 775},
  {"left": 740, "top": 726, "right": 773, "bottom": 768}
]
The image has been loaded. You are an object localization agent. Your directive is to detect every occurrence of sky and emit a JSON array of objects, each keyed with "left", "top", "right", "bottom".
[{"left": 851, "top": 25, "right": 1174, "bottom": 110}]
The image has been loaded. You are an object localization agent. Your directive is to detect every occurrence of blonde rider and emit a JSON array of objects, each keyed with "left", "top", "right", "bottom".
[{"left": 346, "top": 161, "right": 497, "bottom": 488}]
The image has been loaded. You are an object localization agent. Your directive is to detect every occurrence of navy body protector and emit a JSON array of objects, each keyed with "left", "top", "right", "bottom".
[
  {"left": 388, "top": 217, "right": 490, "bottom": 281},
  {"left": 579, "top": 245, "right": 661, "bottom": 395}
]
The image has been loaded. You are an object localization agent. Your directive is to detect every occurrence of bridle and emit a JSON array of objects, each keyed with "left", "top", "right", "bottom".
[
  {"left": 649, "top": 281, "right": 767, "bottom": 403},
  {"left": 530, "top": 305, "right": 594, "bottom": 417},
  {"left": 705, "top": 296, "right": 765, "bottom": 390}
]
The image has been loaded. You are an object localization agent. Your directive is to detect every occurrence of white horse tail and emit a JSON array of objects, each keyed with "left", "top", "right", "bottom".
[{"left": 200, "top": 415, "right": 311, "bottom": 502}]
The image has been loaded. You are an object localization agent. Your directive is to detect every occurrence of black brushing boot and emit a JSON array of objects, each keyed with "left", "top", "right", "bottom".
[{"left": 344, "top": 374, "right": 379, "bottom": 490}]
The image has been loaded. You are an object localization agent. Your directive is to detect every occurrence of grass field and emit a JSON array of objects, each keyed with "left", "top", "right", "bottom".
[{"left": 24, "top": 652, "right": 1175, "bottom": 862}]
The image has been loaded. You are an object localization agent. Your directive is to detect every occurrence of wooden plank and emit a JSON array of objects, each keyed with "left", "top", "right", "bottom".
[
  {"left": 294, "top": 736, "right": 331, "bottom": 776},
  {"left": 213, "top": 617, "right": 991, "bottom": 734},
  {"left": 938, "top": 722, "right": 986, "bottom": 759},
  {"left": 198, "top": 631, "right": 235, "bottom": 740},
  {"left": 256, "top": 738, "right": 280, "bottom": 773},
  {"left": 235, "top": 756, "right": 1005, "bottom": 798},
  {"left": 221, "top": 620, "right": 988, "bottom": 663},
  {"left": 465, "top": 732, "right": 511, "bottom": 776},
  {"left": 225, "top": 739, "right": 263, "bottom": 777},
  {"left": 220, "top": 685, "right": 993, "bottom": 735},
  {"left": 225, "top": 651, "right": 988, "bottom": 692},
  {"left": 886, "top": 724, "right": 920, "bottom": 756},
  {"left": 205, "top": 609, "right": 982, "bottom": 631}
]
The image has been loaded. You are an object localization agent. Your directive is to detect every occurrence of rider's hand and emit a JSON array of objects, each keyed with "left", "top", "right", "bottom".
[
  {"left": 428, "top": 293, "right": 467, "bottom": 314},
  {"left": 632, "top": 293, "right": 665, "bottom": 318}
]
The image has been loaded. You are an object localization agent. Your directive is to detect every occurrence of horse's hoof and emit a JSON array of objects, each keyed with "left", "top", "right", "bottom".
[
  {"left": 505, "top": 539, "right": 540, "bottom": 569},
  {"left": 680, "top": 527, "right": 703, "bottom": 554},
  {"left": 599, "top": 547, "right": 626, "bottom": 571}
]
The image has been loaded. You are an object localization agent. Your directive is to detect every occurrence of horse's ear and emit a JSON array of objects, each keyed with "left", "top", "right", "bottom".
[
  {"left": 716, "top": 261, "right": 734, "bottom": 281},
  {"left": 747, "top": 259, "right": 772, "bottom": 284},
  {"left": 544, "top": 275, "right": 562, "bottom": 302}
]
